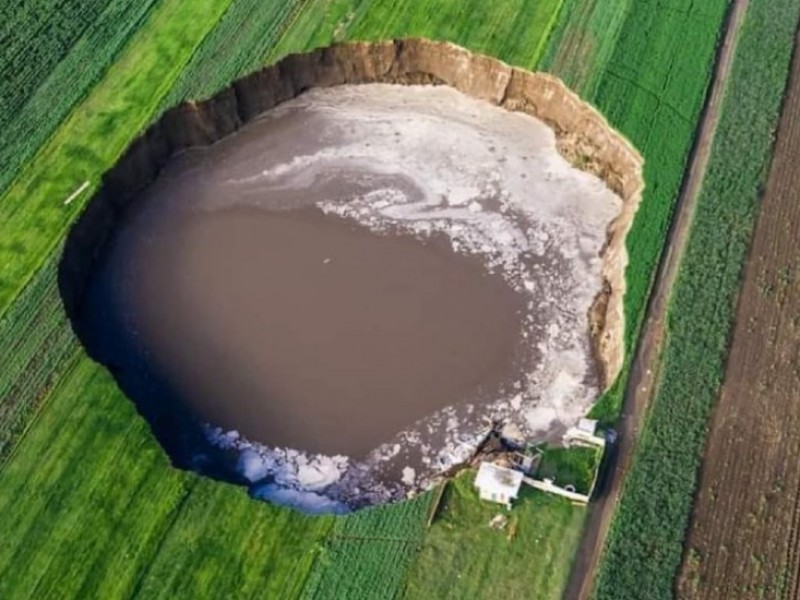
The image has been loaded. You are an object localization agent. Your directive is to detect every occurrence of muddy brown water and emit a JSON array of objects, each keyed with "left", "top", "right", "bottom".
[
  {"left": 80, "top": 98, "right": 531, "bottom": 463},
  {"left": 76, "top": 83, "right": 621, "bottom": 505},
  {"left": 97, "top": 205, "right": 525, "bottom": 458}
]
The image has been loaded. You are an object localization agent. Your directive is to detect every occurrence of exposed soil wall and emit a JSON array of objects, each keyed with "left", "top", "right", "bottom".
[{"left": 60, "top": 38, "right": 643, "bottom": 391}]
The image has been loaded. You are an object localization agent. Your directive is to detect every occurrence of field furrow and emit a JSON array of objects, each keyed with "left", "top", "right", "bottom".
[{"left": 677, "top": 18, "right": 800, "bottom": 597}]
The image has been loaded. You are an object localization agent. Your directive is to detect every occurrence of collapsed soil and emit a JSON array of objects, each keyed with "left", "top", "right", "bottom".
[{"left": 78, "top": 83, "right": 624, "bottom": 509}]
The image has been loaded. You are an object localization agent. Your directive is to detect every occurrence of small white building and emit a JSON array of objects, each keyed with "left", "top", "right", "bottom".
[
  {"left": 564, "top": 418, "right": 606, "bottom": 448},
  {"left": 474, "top": 462, "right": 524, "bottom": 507}
]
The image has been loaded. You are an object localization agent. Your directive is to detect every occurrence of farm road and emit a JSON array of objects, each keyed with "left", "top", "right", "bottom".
[{"left": 563, "top": 0, "right": 750, "bottom": 598}]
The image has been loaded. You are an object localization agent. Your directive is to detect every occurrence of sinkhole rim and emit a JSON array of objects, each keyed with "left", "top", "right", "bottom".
[{"left": 56, "top": 38, "right": 644, "bottom": 512}]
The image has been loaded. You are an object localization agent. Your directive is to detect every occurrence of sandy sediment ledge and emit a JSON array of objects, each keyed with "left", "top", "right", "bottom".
[{"left": 61, "top": 38, "right": 643, "bottom": 394}]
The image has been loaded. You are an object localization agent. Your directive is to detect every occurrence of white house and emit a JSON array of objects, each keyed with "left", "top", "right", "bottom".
[
  {"left": 474, "top": 462, "right": 524, "bottom": 507},
  {"left": 564, "top": 417, "right": 606, "bottom": 448}
]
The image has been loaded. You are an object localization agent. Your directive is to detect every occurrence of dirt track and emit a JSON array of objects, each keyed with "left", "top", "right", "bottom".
[
  {"left": 676, "top": 24, "right": 800, "bottom": 600},
  {"left": 563, "top": 0, "right": 750, "bottom": 597}
]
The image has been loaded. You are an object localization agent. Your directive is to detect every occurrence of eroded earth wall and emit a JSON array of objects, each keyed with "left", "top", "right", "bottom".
[{"left": 60, "top": 38, "right": 643, "bottom": 390}]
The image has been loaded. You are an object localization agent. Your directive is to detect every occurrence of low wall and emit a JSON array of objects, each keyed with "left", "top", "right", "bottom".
[{"left": 524, "top": 476, "right": 591, "bottom": 505}]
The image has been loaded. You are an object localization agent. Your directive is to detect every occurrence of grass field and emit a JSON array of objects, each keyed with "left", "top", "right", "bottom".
[
  {"left": 0, "top": 0, "right": 160, "bottom": 195},
  {"left": 266, "top": 0, "right": 566, "bottom": 69},
  {"left": 0, "top": 0, "right": 750, "bottom": 597},
  {"left": 537, "top": 0, "right": 633, "bottom": 98},
  {"left": 0, "top": 256, "right": 78, "bottom": 464},
  {"left": 584, "top": 0, "right": 730, "bottom": 422},
  {"left": 593, "top": 2, "right": 800, "bottom": 597},
  {"left": 537, "top": 446, "right": 601, "bottom": 496},
  {"left": 0, "top": 356, "right": 333, "bottom": 598},
  {"left": 404, "top": 472, "right": 585, "bottom": 600}
]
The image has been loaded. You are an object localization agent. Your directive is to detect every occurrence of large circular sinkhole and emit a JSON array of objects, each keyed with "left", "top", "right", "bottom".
[{"left": 59, "top": 40, "right": 642, "bottom": 513}]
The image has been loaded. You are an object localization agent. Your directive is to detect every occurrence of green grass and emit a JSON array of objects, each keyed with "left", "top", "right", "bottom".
[
  {"left": 593, "top": 1, "right": 800, "bottom": 597},
  {"left": 0, "top": 357, "right": 332, "bottom": 599},
  {"left": 538, "top": 0, "right": 633, "bottom": 98},
  {"left": 267, "top": 0, "right": 566, "bottom": 70},
  {"left": 582, "top": 0, "right": 730, "bottom": 422},
  {"left": 0, "top": 0, "right": 111, "bottom": 130},
  {"left": 159, "top": 0, "right": 309, "bottom": 109},
  {"left": 0, "top": 358, "right": 192, "bottom": 599},
  {"left": 0, "top": 255, "right": 79, "bottom": 465},
  {"left": 403, "top": 472, "right": 585, "bottom": 600},
  {"left": 537, "top": 446, "right": 601, "bottom": 496},
  {"left": 0, "top": 0, "right": 160, "bottom": 194},
  {"left": 133, "top": 479, "right": 333, "bottom": 599},
  {"left": 0, "top": 0, "right": 235, "bottom": 318}
]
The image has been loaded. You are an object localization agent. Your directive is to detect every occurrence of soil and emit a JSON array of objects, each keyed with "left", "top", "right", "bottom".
[{"left": 676, "top": 17, "right": 800, "bottom": 600}]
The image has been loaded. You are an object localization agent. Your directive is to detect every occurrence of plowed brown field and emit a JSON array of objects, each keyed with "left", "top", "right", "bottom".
[{"left": 677, "top": 35, "right": 800, "bottom": 600}]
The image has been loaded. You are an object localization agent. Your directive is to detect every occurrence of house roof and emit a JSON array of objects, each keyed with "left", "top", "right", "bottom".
[{"left": 475, "top": 462, "right": 524, "bottom": 498}]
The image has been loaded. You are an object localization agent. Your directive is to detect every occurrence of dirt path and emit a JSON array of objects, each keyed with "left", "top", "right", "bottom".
[
  {"left": 676, "top": 22, "right": 800, "bottom": 600},
  {"left": 563, "top": 1, "right": 750, "bottom": 597}
]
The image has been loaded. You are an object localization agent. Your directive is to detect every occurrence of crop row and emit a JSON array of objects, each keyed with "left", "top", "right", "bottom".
[
  {"left": 159, "top": 0, "right": 310, "bottom": 111},
  {"left": 266, "top": 0, "right": 566, "bottom": 72},
  {"left": 0, "top": 0, "right": 109, "bottom": 130},
  {"left": 538, "top": 0, "right": 634, "bottom": 98},
  {"left": 578, "top": 0, "right": 730, "bottom": 421},
  {"left": 593, "top": 1, "right": 800, "bottom": 597},
  {"left": 301, "top": 493, "right": 434, "bottom": 598},
  {"left": 0, "top": 255, "right": 79, "bottom": 465},
  {"left": 0, "top": 0, "right": 160, "bottom": 195}
]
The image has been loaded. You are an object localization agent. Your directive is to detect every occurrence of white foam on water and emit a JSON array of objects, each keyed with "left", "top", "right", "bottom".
[{"left": 193, "top": 84, "right": 622, "bottom": 511}]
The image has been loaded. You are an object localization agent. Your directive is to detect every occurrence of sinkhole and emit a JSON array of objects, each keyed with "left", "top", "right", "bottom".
[{"left": 58, "top": 40, "right": 642, "bottom": 513}]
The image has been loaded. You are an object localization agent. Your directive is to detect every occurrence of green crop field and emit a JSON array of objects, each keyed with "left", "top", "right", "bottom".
[
  {"left": 0, "top": 0, "right": 777, "bottom": 597},
  {"left": 0, "top": 0, "right": 160, "bottom": 195},
  {"left": 594, "top": 1, "right": 800, "bottom": 598}
]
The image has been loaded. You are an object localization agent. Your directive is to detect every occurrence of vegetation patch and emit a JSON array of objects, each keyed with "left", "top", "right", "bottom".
[
  {"left": 404, "top": 472, "right": 585, "bottom": 600},
  {"left": 303, "top": 494, "right": 434, "bottom": 598},
  {"left": 266, "top": 0, "right": 566, "bottom": 69},
  {"left": 538, "top": 0, "right": 633, "bottom": 98},
  {"left": 536, "top": 446, "right": 601, "bottom": 497},
  {"left": 0, "top": 0, "right": 160, "bottom": 195},
  {"left": 582, "top": 0, "right": 729, "bottom": 422},
  {"left": 593, "top": 1, "right": 800, "bottom": 597}
]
